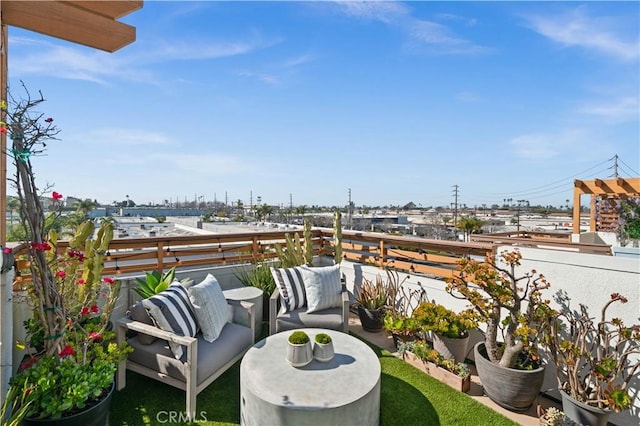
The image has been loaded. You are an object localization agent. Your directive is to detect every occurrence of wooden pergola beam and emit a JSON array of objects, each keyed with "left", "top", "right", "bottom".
[
  {"left": 2, "top": 1, "right": 141, "bottom": 53},
  {"left": 572, "top": 177, "right": 640, "bottom": 234}
]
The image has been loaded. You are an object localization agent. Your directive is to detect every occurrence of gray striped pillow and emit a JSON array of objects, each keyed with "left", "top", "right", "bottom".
[
  {"left": 142, "top": 282, "right": 198, "bottom": 359},
  {"left": 270, "top": 266, "right": 306, "bottom": 312},
  {"left": 300, "top": 265, "right": 342, "bottom": 313}
]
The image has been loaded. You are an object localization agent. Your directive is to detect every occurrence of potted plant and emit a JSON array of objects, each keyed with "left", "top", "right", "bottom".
[
  {"left": 1, "top": 90, "right": 131, "bottom": 425},
  {"left": 382, "top": 311, "right": 421, "bottom": 348},
  {"left": 355, "top": 274, "right": 390, "bottom": 332},
  {"left": 411, "top": 301, "right": 478, "bottom": 363},
  {"left": 133, "top": 266, "right": 189, "bottom": 298},
  {"left": 397, "top": 340, "right": 471, "bottom": 393},
  {"left": 286, "top": 331, "right": 313, "bottom": 367},
  {"left": 313, "top": 332, "right": 334, "bottom": 362},
  {"left": 541, "top": 293, "right": 640, "bottom": 426},
  {"left": 446, "top": 249, "right": 551, "bottom": 412}
]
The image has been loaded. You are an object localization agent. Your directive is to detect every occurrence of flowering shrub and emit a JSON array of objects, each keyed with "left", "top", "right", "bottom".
[{"left": 1, "top": 88, "right": 131, "bottom": 421}]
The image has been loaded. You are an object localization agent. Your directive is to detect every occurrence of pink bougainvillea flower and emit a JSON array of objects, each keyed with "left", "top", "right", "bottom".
[
  {"left": 77, "top": 278, "right": 86, "bottom": 285},
  {"left": 103, "top": 277, "right": 115, "bottom": 285},
  {"left": 90, "top": 304, "right": 99, "bottom": 314},
  {"left": 44, "top": 117, "right": 54, "bottom": 123},
  {"left": 55, "top": 270, "right": 66, "bottom": 278},
  {"left": 52, "top": 191, "right": 63, "bottom": 201},
  {"left": 80, "top": 307, "right": 90, "bottom": 316},
  {"left": 89, "top": 332, "right": 102, "bottom": 340},
  {"left": 58, "top": 345, "right": 74, "bottom": 357}
]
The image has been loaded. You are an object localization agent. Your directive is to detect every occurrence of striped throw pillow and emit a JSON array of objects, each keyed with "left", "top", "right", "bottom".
[
  {"left": 142, "top": 282, "right": 199, "bottom": 359},
  {"left": 300, "top": 264, "right": 342, "bottom": 313},
  {"left": 270, "top": 266, "right": 306, "bottom": 313}
]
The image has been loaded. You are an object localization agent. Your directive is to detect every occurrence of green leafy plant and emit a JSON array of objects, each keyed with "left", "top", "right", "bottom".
[
  {"left": 541, "top": 293, "right": 640, "bottom": 412},
  {"left": 133, "top": 266, "right": 188, "bottom": 299},
  {"left": 383, "top": 311, "right": 421, "bottom": 340},
  {"left": 288, "top": 331, "right": 310, "bottom": 345},
  {"left": 411, "top": 301, "right": 478, "bottom": 339},
  {"left": 446, "top": 249, "right": 551, "bottom": 369},
  {"left": 235, "top": 260, "right": 277, "bottom": 296},
  {"left": 398, "top": 340, "right": 470, "bottom": 378},
  {"left": 315, "top": 333, "right": 332, "bottom": 344}
]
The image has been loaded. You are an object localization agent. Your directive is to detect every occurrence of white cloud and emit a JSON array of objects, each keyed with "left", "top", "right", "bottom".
[
  {"left": 577, "top": 97, "right": 639, "bottom": 122},
  {"left": 523, "top": 7, "right": 640, "bottom": 61},
  {"left": 80, "top": 128, "right": 175, "bottom": 146},
  {"left": 509, "top": 130, "right": 586, "bottom": 160},
  {"left": 332, "top": 1, "right": 410, "bottom": 24},
  {"left": 330, "top": 1, "right": 490, "bottom": 56}
]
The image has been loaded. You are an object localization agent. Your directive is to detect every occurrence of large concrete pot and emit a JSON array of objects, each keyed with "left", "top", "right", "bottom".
[
  {"left": 474, "top": 342, "right": 545, "bottom": 412},
  {"left": 560, "top": 389, "right": 611, "bottom": 426},
  {"left": 23, "top": 380, "right": 114, "bottom": 426},
  {"left": 433, "top": 332, "right": 470, "bottom": 363}
]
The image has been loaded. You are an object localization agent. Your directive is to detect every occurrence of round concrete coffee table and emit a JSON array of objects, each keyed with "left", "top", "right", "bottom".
[{"left": 240, "top": 328, "right": 380, "bottom": 426}]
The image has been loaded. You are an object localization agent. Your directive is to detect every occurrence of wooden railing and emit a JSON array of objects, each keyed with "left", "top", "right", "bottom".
[
  {"left": 469, "top": 230, "right": 612, "bottom": 255},
  {"left": 12, "top": 228, "right": 498, "bottom": 287}
]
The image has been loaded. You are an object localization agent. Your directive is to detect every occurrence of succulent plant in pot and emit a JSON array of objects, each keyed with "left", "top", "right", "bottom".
[
  {"left": 445, "top": 249, "right": 552, "bottom": 411},
  {"left": 411, "top": 301, "right": 479, "bottom": 363},
  {"left": 540, "top": 292, "right": 640, "bottom": 426}
]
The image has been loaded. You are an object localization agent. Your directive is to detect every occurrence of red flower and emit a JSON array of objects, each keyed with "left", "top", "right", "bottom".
[
  {"left": 103, "top": 277, "right": 115, "bottom": 285},
  {"left": 80, "top": 307, "right": 90, "bottom": 316},
  {"left": 90, "top": 304, "right": 99, "bottom": 314},
  {"left": 3, "top": 247, "right": 11, "bottom": 254},
  {"left": 58, "top": 345, "right": 74, "bottom": 357},
  {"left": 0, "top": 127, "right": 6, "bottom": 134},
  {"left": 89, "top": 332, "right": 102, "bottom": 340},
  {"left": 20, "top": 357, "right": 39, "bottom": 371},
  {"left": 55, "top": 270, "right": 66, "bottom": 278},
  {"left": 52, "top": 191, "right": 63, "bottom": 201},
  {"left": 25, "top": 387, "right": 32, "bottom": 396},
  {"left": 44, "top": 117, "right": 54, "bottom": 123},
  {"left": 77, "top": 278, "right": 86, "bottom": 285}
]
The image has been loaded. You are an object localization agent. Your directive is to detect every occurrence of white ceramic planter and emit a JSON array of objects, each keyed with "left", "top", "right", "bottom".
[
  {"left": 286, "top": 341, "right": 313, "bottom": 368},
  {"left": 313, "top": 341, "right": 334, "bottom": 362}
]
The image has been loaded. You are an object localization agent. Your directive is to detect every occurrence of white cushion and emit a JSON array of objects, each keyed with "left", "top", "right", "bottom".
[
  {"left": 270, "top": 266, "right": 306, "bottom": 313},
  {"left": 142, "top": 282, "right": 198, "bottom": 359},
  {"left": 188, "top": 274, "right": 232, "bottom": 343},
  {"left": 300, "top": 264, "right": 342, "bottom": 314}
]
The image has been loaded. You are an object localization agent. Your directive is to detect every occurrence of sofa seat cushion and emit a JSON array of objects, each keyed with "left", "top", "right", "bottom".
[
  {"left": 276, "top": 306, "right": 343, "bottom": 332},
  {"left": 127, "top": 322, "right": 252, "bottom": 385}
]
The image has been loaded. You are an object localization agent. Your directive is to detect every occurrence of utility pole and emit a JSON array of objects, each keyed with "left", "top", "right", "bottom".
[
  {"left": 250, "top": 190, "right": 253, "bottom": 212},
  {"left": 348, "top": 188, "right": 353, "bottom": 230},
  {"left": 612, "top": 154, "right": 619, "bottom": 178},
  {"left": 289, "top": 193, "right": 293, "bottom": 224},
  {"left": 451, "top": 185, "right": 459, "bottom": 227}
]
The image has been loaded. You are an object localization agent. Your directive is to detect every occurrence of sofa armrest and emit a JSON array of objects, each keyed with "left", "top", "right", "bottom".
[
  {"left": 341, "top": 287, "right": 350, "bottom": 333},
  {"left": 269, "top": 286, "right": 281, "bottom": 336},
  {"left": 116, "top": 318, "right": 197, "bottom": 346}
]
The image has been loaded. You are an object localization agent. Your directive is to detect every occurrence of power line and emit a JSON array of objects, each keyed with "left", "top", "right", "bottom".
[{"left": 618, "top": 156, "right": 639, "bottom": 176}]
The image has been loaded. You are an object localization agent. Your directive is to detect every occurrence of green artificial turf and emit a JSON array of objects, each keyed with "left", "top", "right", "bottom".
[{"left": 110, "top": 338, "right": 518, "bottom": 426}]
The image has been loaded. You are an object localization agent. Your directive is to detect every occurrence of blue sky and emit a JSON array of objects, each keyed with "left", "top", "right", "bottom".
[{"left": 6, "top": 1, "right": 639, "bottom": 209}]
